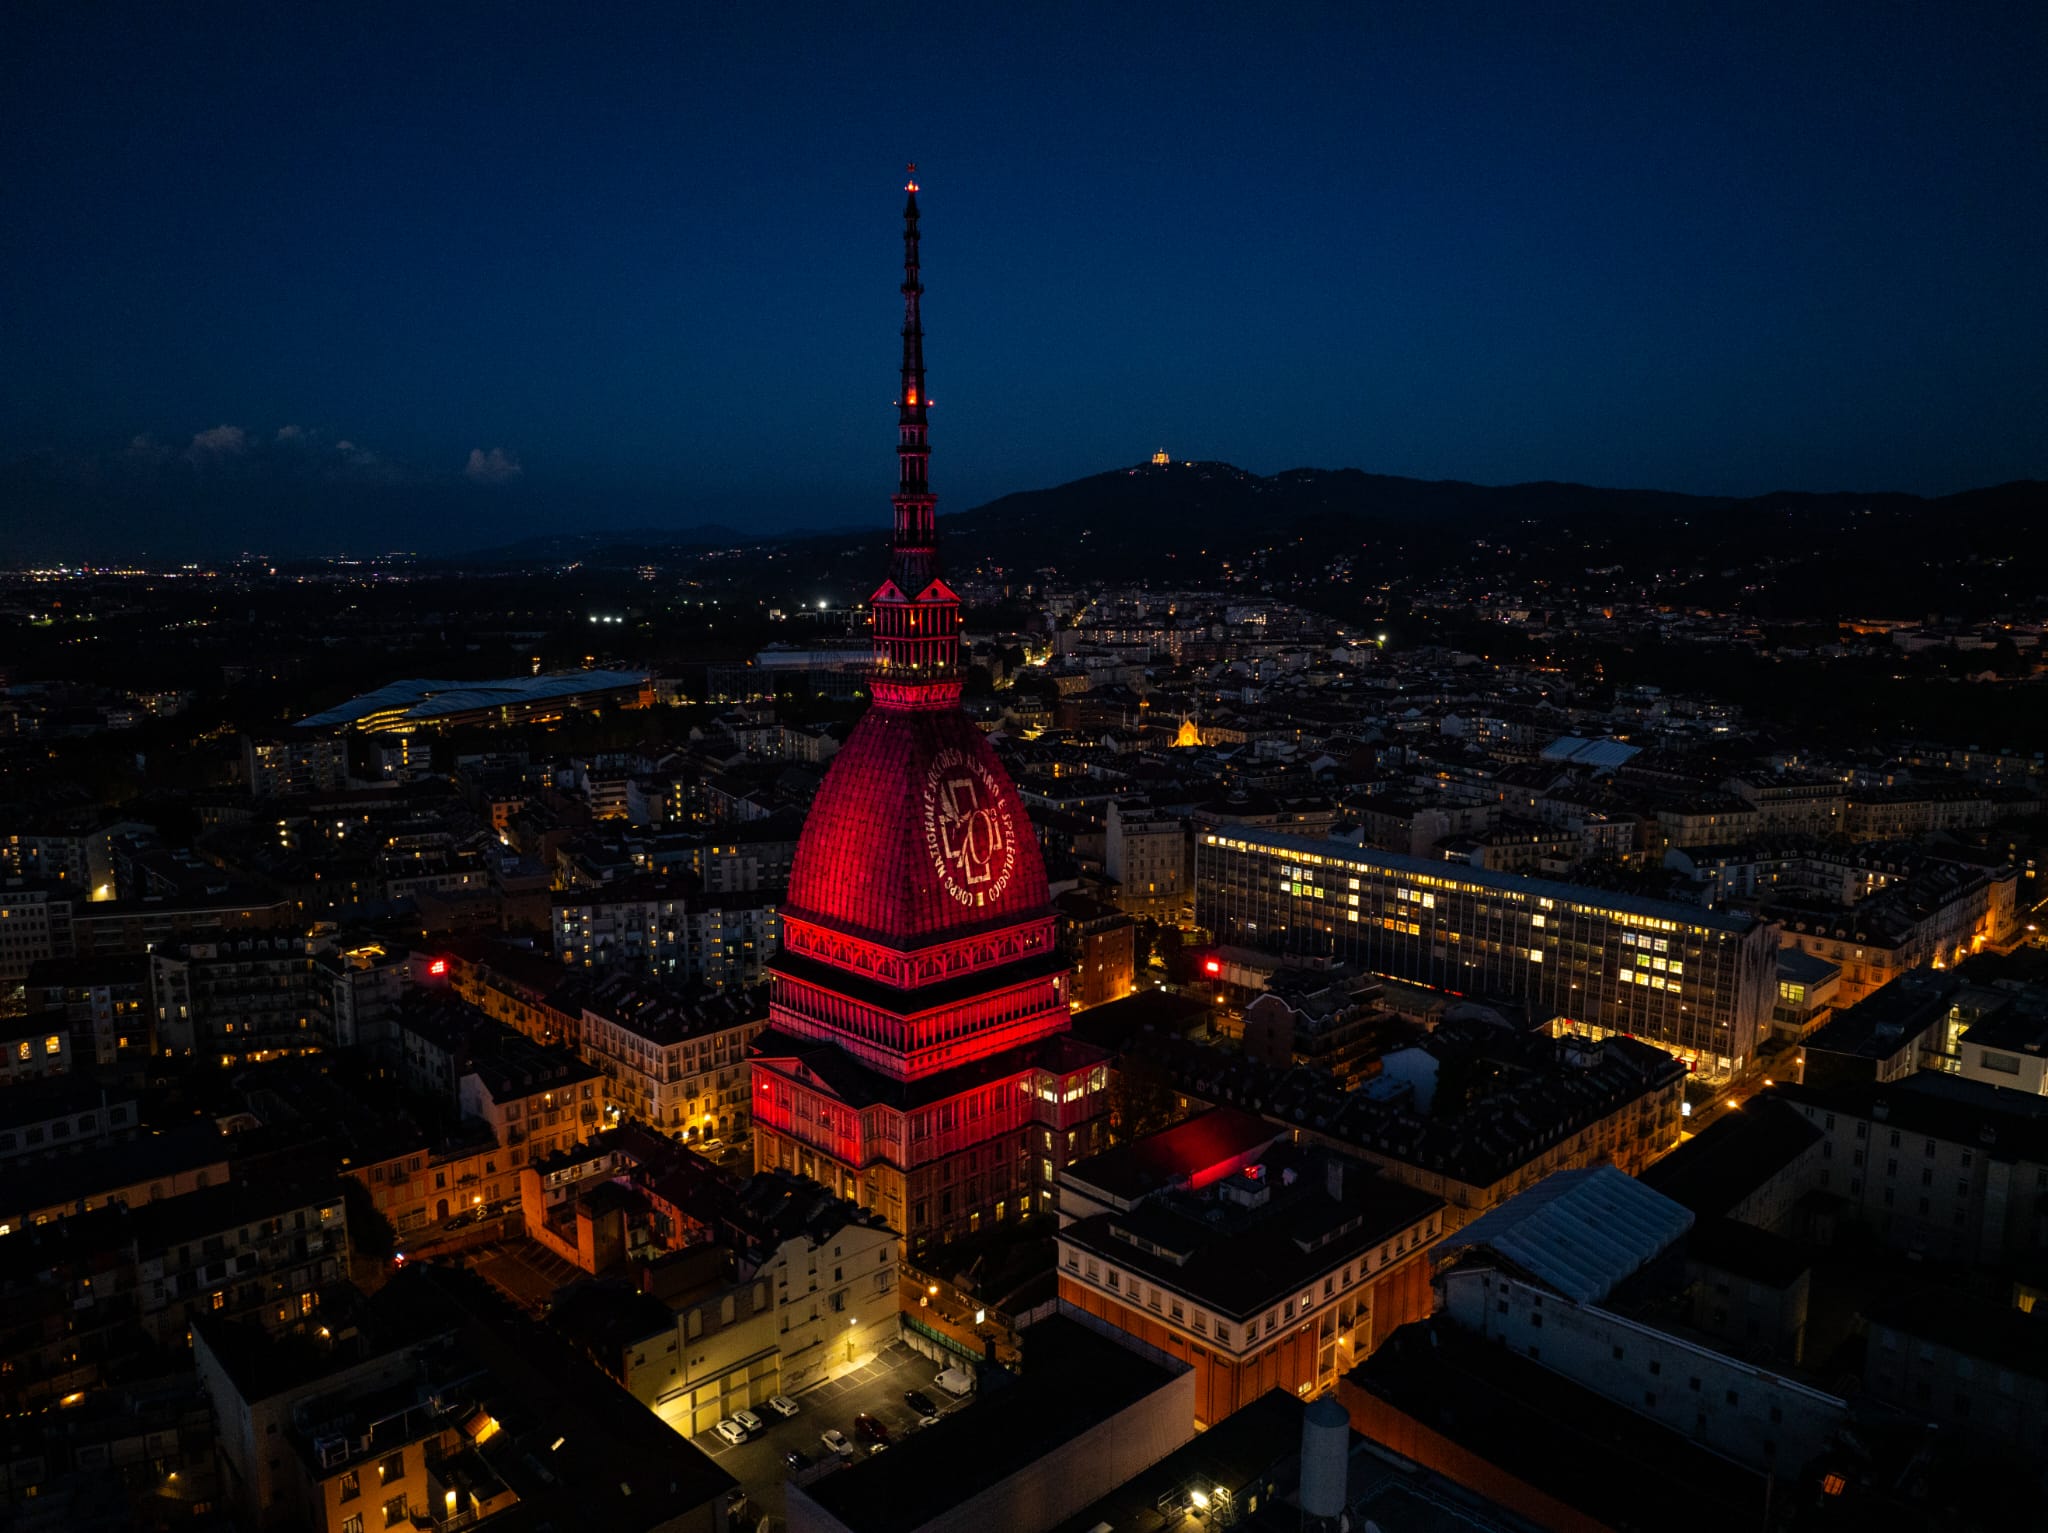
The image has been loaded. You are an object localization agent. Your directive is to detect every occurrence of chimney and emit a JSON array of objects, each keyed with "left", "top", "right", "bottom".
[{"left": 1299, "top": 1396, "right": 1350, "bottom": 1527}]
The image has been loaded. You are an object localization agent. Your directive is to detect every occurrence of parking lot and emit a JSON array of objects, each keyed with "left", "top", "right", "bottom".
[{"left": 677, "top": 1340, "right": 969, "bottom": 1527}]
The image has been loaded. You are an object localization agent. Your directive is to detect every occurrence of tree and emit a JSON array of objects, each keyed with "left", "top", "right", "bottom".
[
  {"left": 1106, "top": 1048, "right": 1185, "bottom": 1146},
  {"left": 342, "top": 1176, "right": 397, "bottom": 1260}
]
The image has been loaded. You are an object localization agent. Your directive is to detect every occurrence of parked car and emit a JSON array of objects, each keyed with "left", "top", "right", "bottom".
[
  {"left": 934, "top": 1366, "right": 975, "bottom": 1397},
  {"left": 713, "top": 1418, "right": 748, "bottom": 1447},
  {"left": 765, "top": 1394, "right": 800, "bottom": 1418},
  {"left": 853, "top": 1412, "right": 890, "bottom": 1445},
  {"left": 821, "top": 1428, "right": 854, "bottom": 1457},
  {"left": 904, "top": 1388, "right": 941, "bottom": 1424},
  {"left": 785, "top": 1448, "right": 813, "bottom": 1472},
  {"left": 731, "top": 1408, "right": 765, "bottom": 1437}
]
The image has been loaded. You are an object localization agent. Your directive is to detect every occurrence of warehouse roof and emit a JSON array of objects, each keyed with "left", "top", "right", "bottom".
[{"left": 1433, "top": 1166, "right": 1693, "bottom": 1303}]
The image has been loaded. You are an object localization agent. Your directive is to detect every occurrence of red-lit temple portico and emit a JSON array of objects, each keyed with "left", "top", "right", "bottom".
[{"left": 751, "top": 172, "right": 1109, "bottom": 1254}]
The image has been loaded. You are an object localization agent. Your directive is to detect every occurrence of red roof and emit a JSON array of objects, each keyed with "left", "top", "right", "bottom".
[{"left": 785, "top": 705, "right": 1048, "bottom": 949}]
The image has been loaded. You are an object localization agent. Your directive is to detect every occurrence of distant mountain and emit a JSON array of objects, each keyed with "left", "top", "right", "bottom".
[
  {"left": 750, "top": 461, "right": 2045, "bottom": 617},
  {"left": 459, "top": 524, "right": 757, "bottom": 564}
]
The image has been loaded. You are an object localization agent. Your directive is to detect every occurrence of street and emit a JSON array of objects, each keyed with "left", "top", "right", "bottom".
[{"left": 672, "top": 1339, "right": 969, "bottom": 1530}]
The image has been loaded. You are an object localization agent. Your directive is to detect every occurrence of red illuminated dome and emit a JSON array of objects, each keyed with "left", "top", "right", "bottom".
[
  {"left": 786, "top": 707, "right": 1048, "bottom": 948},
  {"left": 782, "top": 166, "right": 1048, "bottom": 955},
  {"left": 752, "top": 172, "right": 1105, "bottom": 1258}
]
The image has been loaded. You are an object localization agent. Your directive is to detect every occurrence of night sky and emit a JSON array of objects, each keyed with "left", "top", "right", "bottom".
[{"left": 3, "top": 3, "right": 2045, "bottom": 558}]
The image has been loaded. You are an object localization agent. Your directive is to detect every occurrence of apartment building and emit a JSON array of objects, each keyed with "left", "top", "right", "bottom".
[
  {"left": 151, "top": 936, "right": 338, "bottom": 1063},
  {"left": 1121, "top": 1017, "right": 1686, "bottom": 1231},
  {"left": 1773, "top": 858, "right": 2016, "bottom": 1005},
  {"left": 22, "top": 954, "right": 153, "bottom": 1070},
  {"left": 548, "top": 1170, "right": 899, "bottom": 1429},
  {"left": 243, "top": 734, "right": 350, "bottom": 797},
  {"left": 0, "top": 882, "right": 74, "bottom": 986},
  {"left": 193, "top": 1265, "right": 736, "bottom": 1533},
  {"left": 1774, "top": 1071, "right": 2048, "bottom": 1263},
  {"left": 1725, "top": 772, "right": 1848, "bottom": 838},
  {"left": 1105, "top": 800, "right": 1192, "bottom": 921},
  {"left": 1057, "top": 1113, "right": 1443, "bottom": 1427},
  {"left": 550, "top": 878, "right": 779, "bottom": 989},
  {"left": 565, "top": 971, "right": 767, "bottom": 1142}
]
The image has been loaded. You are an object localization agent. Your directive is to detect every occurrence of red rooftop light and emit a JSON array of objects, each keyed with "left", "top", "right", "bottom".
[
  {"left": 427, "top": 959, "right": 448, "bottom": 976},
  {"left": 1203, "top": 957, "right": 1223, "bottom": 975}
]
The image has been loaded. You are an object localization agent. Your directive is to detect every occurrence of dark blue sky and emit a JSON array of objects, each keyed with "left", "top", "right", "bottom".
[{"left": 3, "top": 3, "right": 2045, "bottom": 556}]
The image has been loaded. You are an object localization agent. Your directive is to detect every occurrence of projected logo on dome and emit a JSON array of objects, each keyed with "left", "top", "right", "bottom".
[{"left": 922, "top": 747, "right": 1017, "bottom": 907}]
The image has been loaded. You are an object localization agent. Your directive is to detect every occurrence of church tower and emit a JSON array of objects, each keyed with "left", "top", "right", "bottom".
[{"left": 750, "top": 173, "right": 1109, "bottom": 1256}]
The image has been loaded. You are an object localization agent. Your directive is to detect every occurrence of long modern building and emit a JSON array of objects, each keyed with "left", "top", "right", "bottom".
[
  {"left": 750, "top": 177, "right": 1107, "bottom": 1256},
  {"left": 295, "top": 669, "right": 652, "bottom": 733},
  {"left": 1196, "top": 828, "right": 1781, "bottom": 1077}
]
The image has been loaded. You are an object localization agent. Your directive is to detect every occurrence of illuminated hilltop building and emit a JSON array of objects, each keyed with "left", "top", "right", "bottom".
[{"left": 750, "top": 173, "right": 1109, "bottom": 1255}]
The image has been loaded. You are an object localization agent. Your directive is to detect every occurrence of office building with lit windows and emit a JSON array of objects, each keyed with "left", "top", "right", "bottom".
[{"left": 1196, "top": 829, "right": 1781, "bottom": 1076}]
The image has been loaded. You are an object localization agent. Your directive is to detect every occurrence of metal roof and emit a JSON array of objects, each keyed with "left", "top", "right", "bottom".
[
  {"left": 1539, "top": 735, "right": 1641, "bottom": 768},
  {"left": 296, "top": 670, "right": 648, "bottom": 728},
  {"left": 1434, "top": 1165, "right": 1693, "bottom": 1303}
]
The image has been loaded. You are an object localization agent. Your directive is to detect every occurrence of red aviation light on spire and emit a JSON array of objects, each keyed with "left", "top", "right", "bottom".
[{"left": 872, "top": 162, "right": 960, "bottom": 710}]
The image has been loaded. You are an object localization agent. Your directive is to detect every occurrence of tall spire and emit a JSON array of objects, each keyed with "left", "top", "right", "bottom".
[
  {"left": 899, "top": 163, "right": 926, "bottom": 488},
  {"left": 871, "top": 165, "right": 961, "bottom": 710}
]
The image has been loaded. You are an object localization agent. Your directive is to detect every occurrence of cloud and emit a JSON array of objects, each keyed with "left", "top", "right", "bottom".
[
  {"left": 259, "top": 424, "right": 400, "bottom": 483},
  {"left": 464, "top": 446, "right": 523, "bottom": 485},
  {"left": 333, "top": 438, "right": 401, "bottom": 482},
  {"left": 123, "top": 434, "right": 173, "bottom": 468},
  {"left": 42, "top": 422, "right": 429, "bottom": 492},
  {"left": 187, "top": 424, "right": 248, "bottom": 459}
]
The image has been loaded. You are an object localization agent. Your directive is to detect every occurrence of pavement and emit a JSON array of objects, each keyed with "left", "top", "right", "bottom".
[
  {"left": 470, "top": 1239, "right": 584, "bottom": 1312},
  {"left": 677, "top": 1338, "right": 969, "bottom": 1529}
]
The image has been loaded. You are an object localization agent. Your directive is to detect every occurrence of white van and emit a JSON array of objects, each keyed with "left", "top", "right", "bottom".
[{"left": 933, "top": 1366, "right": 975, "bottom": 1398}]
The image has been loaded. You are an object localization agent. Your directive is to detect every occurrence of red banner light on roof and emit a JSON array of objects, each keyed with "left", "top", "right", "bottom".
[
  {"left": 428, "top": 959, "right": 448, "bottom": 976},
  {"left": 1203, "top": 958, "right": 1222, "bottom": 975}
]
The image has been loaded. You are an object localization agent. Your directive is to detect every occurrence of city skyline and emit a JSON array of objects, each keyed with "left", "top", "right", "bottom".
[
  {"left": 5, "top": 4, "right": 2047, "bottom": 559},
  {"left": 5, "top": 20, "right": 2048, "bottom": 1521}
]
